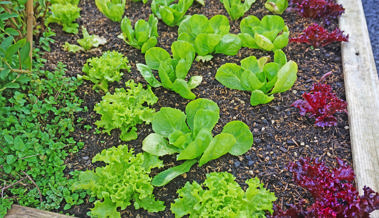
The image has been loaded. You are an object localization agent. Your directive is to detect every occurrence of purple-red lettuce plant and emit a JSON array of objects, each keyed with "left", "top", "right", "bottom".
[
  {"left": 292, "top": 72, "right": 347, "bottom": 127},
  {"left": 288, "top": 0, "right": 345, "bottom": 24},
  {"left": 290, "top": 23, "right": 348, "bottom": 48},
  {"left": 273, "top": 158, "right": 379, "bottom": 217}
]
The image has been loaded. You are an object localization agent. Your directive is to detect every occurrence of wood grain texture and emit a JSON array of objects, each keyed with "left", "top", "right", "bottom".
[
  {"left": 338, "top": 0, "right": 379, "bottom": 216},
  {"left": 5, "top": 205, "right": 74, "bottom": 218}
]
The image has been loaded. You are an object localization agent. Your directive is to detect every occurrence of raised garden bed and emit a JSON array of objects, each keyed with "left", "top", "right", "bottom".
[{"left": 3, "top": 0, "right": 379, "bottom": 217}]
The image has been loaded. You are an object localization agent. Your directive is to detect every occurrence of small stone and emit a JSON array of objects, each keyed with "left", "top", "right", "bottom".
[
  {"left": 248, "top": 160, "right": 254, "bottom": 166},
  {"left": 300, "top": 142, "right": 305, "bottom": 146},
  {"left": 294, "top": 152, "right": 298, "bottom": 157},
  {"left": 234, "top": 161, "right": 241, "bottom": 167},
  {"left": 182, "top": 173, "right": 187, "bottom": 179},
  {"left": 292, "top": 90, "right": 297, "bottom": 94},
  {"left": 344, "top": 126, "right": 349, "bottom": 130},
  {"left": 83, "top": 156, "right": 89, "bottom": 160}
]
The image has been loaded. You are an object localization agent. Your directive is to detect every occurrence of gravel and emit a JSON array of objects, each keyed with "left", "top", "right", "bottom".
[{"left": 362, "top": 0, "right": 379, "bottom": 76}]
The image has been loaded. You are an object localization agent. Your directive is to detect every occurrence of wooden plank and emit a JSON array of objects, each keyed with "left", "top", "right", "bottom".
[
  {"left": 5, "top": 205, "right": 74, "bottom": 218},
  {"left": 338, "top": 0, "right": 379, "bottom": 216}
]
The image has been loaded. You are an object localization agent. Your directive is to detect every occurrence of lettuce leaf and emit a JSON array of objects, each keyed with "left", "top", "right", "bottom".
[{"left": 171, "top": 172, "right": 276, "bottom": 217}]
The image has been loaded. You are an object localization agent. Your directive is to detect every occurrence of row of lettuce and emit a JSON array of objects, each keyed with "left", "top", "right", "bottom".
[{"left": 1, "top": 0, "right": 378, "bottom": 218}]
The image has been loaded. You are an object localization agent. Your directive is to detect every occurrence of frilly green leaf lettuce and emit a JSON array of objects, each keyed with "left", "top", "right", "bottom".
[
  {"left": 171, "top": 172, "right": 276, "bottom": 217},
  {"left": 72, "top": 145, "right": 165, "bottom": 216}
]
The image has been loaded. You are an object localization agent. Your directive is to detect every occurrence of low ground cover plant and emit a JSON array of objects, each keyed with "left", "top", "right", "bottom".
[
  {"left": 72, "top": 145, "right": 165, "bottom": 217},
  {"left": 95, "top": 0, "right": 126, "bottom": 22},
  {"left": 64, "top": 26, "right": 107, "bottom": 52},
  {"left": 172, "top": 172, "right": 277, "bottom": 217},
  {"left": 151, "top": 0, "right": 194, "bottom": 26},
  {"left": 178, "top": 14, "right": 242, "bottom": 59},
  {"left": 94, "top": 80, "right": 158, "bottom": 141},
  {"left": 142, "top": 98, "right": 254, "bottom": 186},
  {"left": 216, "top": 49, "right": 298, "bottom": 106},
  {"left": 79, "top": 51, "right": 131, "bottom": 92},
  {"left": 273, "top": 158, "right": 379, "bottom": 217},
  {"left": 45, "top": 0, "right": 81, "bottom": 34},
  {"left": 239, "top": 15, "right": 289, "bottom": 51},
  {"left": 220, "top": 0, "right": 256, "bottom": 20},
  {"left": 120, "top": 14, "right": 159, "bottom": 53},
  {"left": 290, "top": 23, "right": 348, "bottom": 48},
  {"left": 137, "top": 40, "right": 202, "bottom": 99}
]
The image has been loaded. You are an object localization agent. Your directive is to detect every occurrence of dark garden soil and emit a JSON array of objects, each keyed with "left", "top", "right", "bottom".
[{"left": 40, "top": 0, "right": 351, "bottom": 217}]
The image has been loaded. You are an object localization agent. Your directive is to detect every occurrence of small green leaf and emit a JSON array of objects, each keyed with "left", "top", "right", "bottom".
[
  {"left": 145, "top": 47, "right": 171, "bottom": 70},
  {"left": 136, "top": 63, "right": 161, "bottom": 87},
  {"left": 142, "top": 133, "right": 178, "bottom": 156},
  {"left": 250, "top": 90, "right": 274, "bottom": 106},
  {"left": 215, "top": 63, "right": 246, "bottom": 91},
  {"left": 152, "top": 159, "right": 197, "bottom": 186},
  {"left": 172, "top": 79, "right": 196, "bottom": 99},
  {"left": 222, "top": 121, "right": 253, "bottom": 155},
  {"left": 199, "top": 133, "right": 236, "bottom": 166},
  {"left": 254, "top": 33, "right": 274, "bottom": 51},
  {"left": 185, "top": 98, "right": 220, "bottom": 130},
  {"left": 271, "top": 60, "right": 298, "bottom": 94},
  {"left": 177, "top": 129, "right": 213, "bottom": 160},
  {"left": 152, "top": 107, "right": 190, "bottom": 137}
]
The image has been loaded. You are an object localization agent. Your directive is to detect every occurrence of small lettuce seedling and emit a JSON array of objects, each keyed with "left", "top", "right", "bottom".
[
  {"left": 95, "top": 0, "right": 126, "bottom": 22},
  {"left": 265, "top": 0, "right": 288, "bottom": 14},
  {"left": 137, "top": 41, "right": 202, "bottom": 99},
  {"left": 64, "top": 26, "right": 107, "bottom": 52},
  {"left": 151, "top": 0, "right": 194, "bottom": 27},
  {"left": 80, "top": 51, "right": 131, "bottom": 92},
  {"left": 72, "top": 145, "right": 165, "bottom": 217},
  {"left": 142, "top": 98, "right": 254, "bottom": 186},
  {"left": 45, "top": 3, "right": 81, "bottom": 34},
  {"left": 216, "top": 49, "right": 298, "bottom": 106},
  {"left": 239, "top": 15, "right": 289, "bottom": 51},
  {"left": 220, "top": 0, "right": 256, "bottom": 20},
  {"left": 291, "top": 74, "right": 347, "bottom": 127},
  {"left": 120, "top": 15, "right": 159, "bottom": 53},
  {"left": 94, "top": 80, "right": 158, "bottom": 141},
  {"left": 290, "top": 23, "right": 348, "bottom": 48},
  {"left": 178, "top": 14, "right": 242, "bottom": 59},
  {"left": 273, "top": 158, "right": 379, "bottom": 217},
  {"left": 172, "top": 172, "right": 276, "bottom": 217}
]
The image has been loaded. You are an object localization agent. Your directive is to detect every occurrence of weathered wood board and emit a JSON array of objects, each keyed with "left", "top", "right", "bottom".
[
  {"left": 5, "top": 205, "right": 74, "bottom": 218},
  {"left": 338, "top": 0, "right": 379, "bottom": 217}
]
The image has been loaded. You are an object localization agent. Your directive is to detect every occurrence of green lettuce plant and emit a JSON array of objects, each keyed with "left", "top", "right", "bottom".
[
  {"left": 239, "top": 15, "right": 289, "bottom": 51},
  {"left": 220, "top": 0, "right": 256, "bottom": 20},
  {"left": 151, "top": 0, "right": 194, "bottom": 27},
  {"left": 120, "top": 14, "right": 158, "bottom": 53},
  {"left": 171, "top": 172, "right": 277, "bottom": 217},
  {"left": 94, "top": 80, "right": 158, "bottom": 141},
  {"left": 137, "top": 40, "right": 202, "bottom": 99},
  {"left": 95, "top": 0, "right": 126, "bottom": 22},
  {"left": 178, "top": 14, "right": 242, "bottom": 60},
  {"left": 79, "top": 51, "right": 130, "bottom": 92},
  {"left": 142, "top": 98, "right": 254, "bottom": 186},
  {"left": 63, "top": 26, "right": 107, "bottom": 52},
  {"left": 45, "top": 3, "right": 81, "bottom": 34},
  {"left": 72, "top": 145, "right": 165, "bottom": 218},
  {"left": 264, "top": 0, "right": 288, "bottom": 14},
  {"left": 215, "top": 49, "right": 298, "bottom": 106}
]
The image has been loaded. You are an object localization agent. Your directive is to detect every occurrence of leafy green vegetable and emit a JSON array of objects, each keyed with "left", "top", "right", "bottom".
[
  {"left": 142, "top": 98, "right": 253, "bottom": 186},
  {"left": 72, "top": 145, "right": 165, "bottom": 217},
  {"left": 151, "top": 0, "right": 194, "bottom": 27},
  {"left": 120, "top": 14, "right": 158, "bottom": 53},
  {"left": 216, "top": 49, "right": 298, "bottom": 106},
  {"left": 171, "top": 172, "right": 277, "bottom": 217},
  {"left": 80, "top": 51, "right": 130, "bottom": 92},
  {"left": 63, "top": 42, "right": 84, "bottom": 53},
  {"left": 220, "top": 0, "right": 256, "bottom": 20},
  {"left": 77, "top": 26, "right": 107, "bottom": 50},
  {"left": 94, "top": 80, "right": 158, "bottom": 141},
  {"left": 45, "top": 3, "right": 81, "bottom": 34},
  {"left": 178, "top": 14, "right": 242, "bottom": 58},
  {"left": 0, "top": 198, "right": 13, "bottom": 218},
  {"left": 239, "top": 15, "right": 289, "bottom": 51},
  {"left": 265, "top": 0, "right": 288, "bottom": 14},
  {"left": 95, "top": 0, "right": 126, "bottom": 22},
  {"left": 137, "top": 41, "right": 202, "bottom": 99},
  {"left": 63, "top": 26, "right": 107, "bottom": 52}
]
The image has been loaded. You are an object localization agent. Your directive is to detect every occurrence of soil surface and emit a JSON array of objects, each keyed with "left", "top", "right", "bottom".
[{"left": 41, "top": 0, "right": 351, "bottom": 217}]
